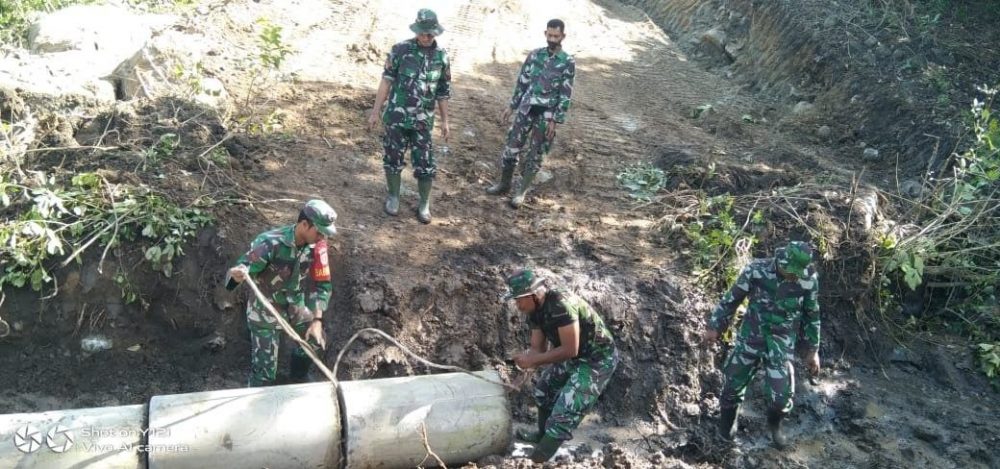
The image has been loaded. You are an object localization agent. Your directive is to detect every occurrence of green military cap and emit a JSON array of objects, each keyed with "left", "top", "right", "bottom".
[
  {"left": 410, "top": 8, "right": 444, "bottom": 36},
  {"left": 302, "top": 199, "right": 337, "bottom": 236},
  {"left": 505, "top": 268, "right": 545, "bottom": 300},
  {"left": 776, "top": 241, "right": 813, "bottom": 279}
]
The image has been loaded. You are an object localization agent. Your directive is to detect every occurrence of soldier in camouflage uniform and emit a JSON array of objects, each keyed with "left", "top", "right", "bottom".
[
  {"left": 368, "top": 9, "right": 451, "bottom": 224},
  {"left": 704, "top": 241, "right": 822, "bottom": 448},
  {"left": 505, "top": 269, "right": 618, "bottom": 463},
  {"left": 226, "top": 200, "right": 337, "bottom": 387},
  {"left": 486, "top": 19, "right": 575, "bottom": 209}
]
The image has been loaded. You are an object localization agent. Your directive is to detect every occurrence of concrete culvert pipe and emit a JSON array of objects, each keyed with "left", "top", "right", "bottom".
[
  {"left": 339, "top": 370, "right": 511, "bottom": 468},
  {"left": 0, "top": 370, "right": 511, "bottom": 468},
  {"left": 0, "top": 404, "right": 147, "bottom": 468},
  {"left": 146, "top": 382, "right": 342, "bottom": 469}
]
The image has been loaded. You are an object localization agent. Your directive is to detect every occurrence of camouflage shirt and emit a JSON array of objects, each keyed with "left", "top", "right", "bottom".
[
  {"left": 710, "top": 258, "right": 821, "bottom": 353},
  {"left": 231, "top": 225, "right": 333, "bottom": 313},
  {"left": 509, "top": 47, "right": 575, "bottom": 124},
  {"left": 381, "top": 38, "right": 452, "bottom": 130},
  {"left": 529, "top": 289, "right": 615, "bottom": 360}
]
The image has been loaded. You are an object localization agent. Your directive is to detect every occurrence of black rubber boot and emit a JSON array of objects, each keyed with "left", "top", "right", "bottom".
[
  {"left": 515, "top": 407, "right": 551, "bottom": 443},
  {"left": 384, "top": 172, "right": 401, "bottom": 216},
  {"left": 718, "top": 405, "right": 739, "bottom": 441},
  {"left": 767, "top": 409, "right": 788, "bottom": 449},
  {"left": 509, "top": 169, "right": 537, "bottom": 209},
  {"left": 530, "top": 435, "right": 562, "bottom": 463},
  {"left": 289, "top": 353, "right": 311, "bottom": 383},
  {"left": 486, "top": 166, "right": 514, "bottom": 195},
  {"left": 417, "top": 178, "right": 432, "bottom": 224}
]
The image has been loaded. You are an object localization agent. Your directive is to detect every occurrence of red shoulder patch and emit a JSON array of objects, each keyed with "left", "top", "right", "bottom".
[{"left": 311, "top": 239, "right": 331, "bottom": 282}]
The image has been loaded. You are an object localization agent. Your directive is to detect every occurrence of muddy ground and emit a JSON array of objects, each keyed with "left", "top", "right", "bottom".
[{"left": 1, "top": 0, "right": 999, "bottom": 468}]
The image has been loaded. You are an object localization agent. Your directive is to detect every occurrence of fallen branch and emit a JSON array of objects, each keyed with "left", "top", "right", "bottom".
[
  {"left": 226, "top": 197, "right": 300, "bottom": 205},
  {"left": 58, "top": 219, "right": 119, "bottom": 268},
  {"left": 196, "top": 132, "right": 234, "bottom": 161},
  {"left": 96, "top": 179, "right": 124, "bottom": 274},
  {"left": 24, "top": 145, "right": 117, "bottom": 153},
  {"left": 92, "top": 110, "right": 117, "bottom": 154},
  {"left": 655, "top": 406, "right": 680, "bottom": 431},
  {"left": 72, "top": 303, "right": 87, "bottom": 337},
  {"left": 926, "top": 282, "right": 971, "bottom": 288}
]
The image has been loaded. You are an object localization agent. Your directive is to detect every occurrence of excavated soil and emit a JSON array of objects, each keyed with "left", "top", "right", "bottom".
[{"left": 1, "top": 1, "right": 998, "bottom": 468}]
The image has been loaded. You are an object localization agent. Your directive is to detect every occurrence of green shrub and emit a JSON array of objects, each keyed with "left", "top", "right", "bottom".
[
  {"left": 0, "top": 170, "right": 212, "bottom": 292},
  {"left": 875, "top": 86, "right": 1000, "bottom": 376},
  {"left": 617, "top": 164, "right": 666, "bottom": 201},
  {"left": 978, "top": 342, "right": 1000, "bottom": 380},
  {"left": 685, "top": 194, "right": 757, "bottom": 290}
]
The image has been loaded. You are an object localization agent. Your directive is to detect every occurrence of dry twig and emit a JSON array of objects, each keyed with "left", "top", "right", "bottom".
[
  {"left": 72, "top": 303, "right": 88, "bottom": 337},
  {"left": 0, "top": 293, "right": 9, "bottom": 338},
  {"left": 417, "top": 423, "right": 447, "bottom": 469}
]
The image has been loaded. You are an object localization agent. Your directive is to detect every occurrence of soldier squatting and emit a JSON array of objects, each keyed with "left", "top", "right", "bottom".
[{"left": 224, "top": 9, "right": 824, "bottom": 463}]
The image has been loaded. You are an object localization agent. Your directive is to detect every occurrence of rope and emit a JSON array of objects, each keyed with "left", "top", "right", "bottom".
[
  {"left": 333, "top": 328, "right": 519, "bottom": 392},
  {"left": 241, "top": 276, "right": 339, "bottom": 386},
  {"left": 240, "top": 276, "right": 518, "bottom": 392}
]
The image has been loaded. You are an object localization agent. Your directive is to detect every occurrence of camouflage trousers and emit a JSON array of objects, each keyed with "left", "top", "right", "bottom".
[
  {"left": 245, "top": 300, "right": 316, "bottom": 387},
  {"left": 500, "top": 107, "right": 555, "bottom": 174},
  {"left": 382, "top": 124, "right": 437, "bottom": 179},
  {"left": 720, "top": 336, "right": 795, "bottom": 414},
  {"left": 534, "top": 347, "right": 619, "bottom": 441}
]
